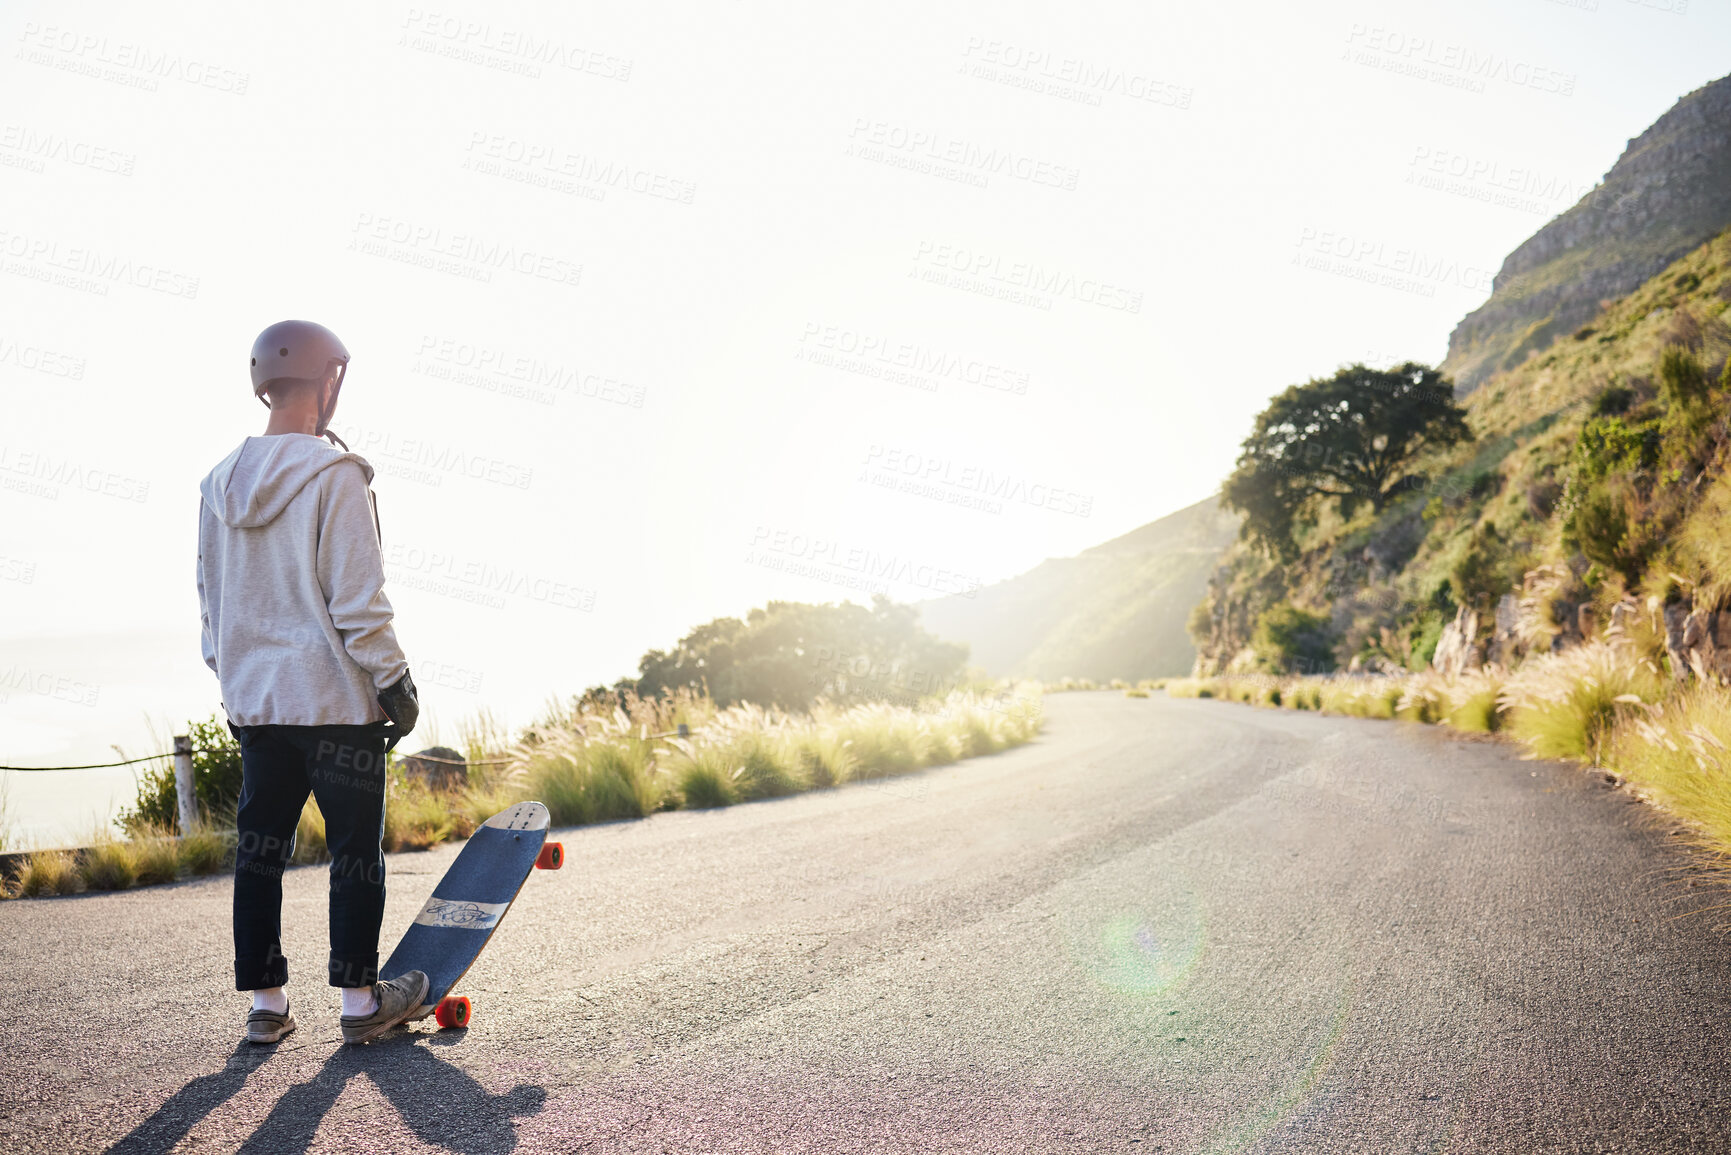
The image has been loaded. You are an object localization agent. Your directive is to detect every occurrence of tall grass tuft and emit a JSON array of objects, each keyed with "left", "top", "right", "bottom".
[
  {"left": 383, "top": 779, "right": 457, "bottom": 852},
  {"left": 178, "top": 822, "right": 230, "bottom": 876},
  {"left": 80, "top": 831, "right": 140, "bottom": 891},
  {"left": 794, "top": 731, "right": 857, "bottom": 787},
  {"left": 1443, "top": 668, "right": 1507, "bottom": 733},
  {"left": 670, "top": 743, "right": 741, "bottom": 809},
  {"left": 131, "top": 825, "right": 183, "bottom": 885},
  {"left": 1608, "top": 685, "right": 1731, "bottom": 848},
  {"left": 1500, "top": 641, "right": 1667, "bottom": 761},
  {"left": 13, "top": 849, "right": 83, "bottom": 897}
]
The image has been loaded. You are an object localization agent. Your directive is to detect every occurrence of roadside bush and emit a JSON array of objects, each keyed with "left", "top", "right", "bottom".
[
  {"left": 1252, "top": 605, "right": 1337, "bottom": 674},
  {"left": 120, "top": 716, "right": 244, "bottom": 834}
]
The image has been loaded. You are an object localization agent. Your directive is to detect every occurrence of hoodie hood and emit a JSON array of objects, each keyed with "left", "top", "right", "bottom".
[{"left": 200, "top": 434, "right": 375, "bottom": 529}]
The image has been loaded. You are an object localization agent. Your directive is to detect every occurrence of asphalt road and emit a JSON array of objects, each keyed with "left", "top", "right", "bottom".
[{"left": 4, "top": 691, "right": 1731, "bottom": 1154}]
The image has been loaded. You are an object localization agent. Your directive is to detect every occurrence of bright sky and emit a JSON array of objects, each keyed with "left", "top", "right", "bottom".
[{"left": 2, "top": 0, "right": 1725, "bottom": 843}]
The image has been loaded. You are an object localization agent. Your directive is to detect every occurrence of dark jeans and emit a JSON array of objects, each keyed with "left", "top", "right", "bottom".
[{"left": 230, "top": 722, "right": 389, "bottom": 990}]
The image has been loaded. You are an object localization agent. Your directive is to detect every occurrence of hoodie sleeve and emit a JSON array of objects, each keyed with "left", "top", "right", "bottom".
[
  {"left": 316, "top": 461, "right": 409, "bottom": 691},
  {"left": 196, "top": 530, "right": 217, "bottom": 675}
]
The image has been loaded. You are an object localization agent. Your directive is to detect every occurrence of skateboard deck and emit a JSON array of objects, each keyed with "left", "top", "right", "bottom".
[{"left": 380, "top": 800, "right": 562, "bottom": 1028}]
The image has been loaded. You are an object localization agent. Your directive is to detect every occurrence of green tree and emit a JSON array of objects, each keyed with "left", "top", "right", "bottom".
[
  {"left": 623, "top": 597, "right": 969, "bottom": 711},
  {"left": 1221, "top": 362, "right": 1471, "bottom": 555}
]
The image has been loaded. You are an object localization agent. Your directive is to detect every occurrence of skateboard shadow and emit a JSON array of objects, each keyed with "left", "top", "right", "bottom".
[
  {"left": 234, "top": 1032, "right": 547, "bottom": 1154},
  {"left": 105, "top": 1042, "right": 277, "bottom": 1154}
]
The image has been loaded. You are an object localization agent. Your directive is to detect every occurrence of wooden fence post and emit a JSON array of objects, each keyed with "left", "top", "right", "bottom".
[{"left": 173, "top": 735, "right": 197, "bottom": 835}]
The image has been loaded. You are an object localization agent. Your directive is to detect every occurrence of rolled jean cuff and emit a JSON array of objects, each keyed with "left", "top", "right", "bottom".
[
  {"left": 328, "top": 954, "right": 380, "bottom": 989},
  {"left": 236, "top": 956, "right": 289, "bottom": 991}
]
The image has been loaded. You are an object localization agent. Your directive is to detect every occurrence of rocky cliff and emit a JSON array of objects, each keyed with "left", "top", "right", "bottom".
[{"left": 1443, "top": 72, "right": 1731, "bottom": 391}]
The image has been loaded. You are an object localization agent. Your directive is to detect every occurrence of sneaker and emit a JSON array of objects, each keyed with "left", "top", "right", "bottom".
[
  {"left": 246, "top": 1002, "right": 296, "bottom": 1045},
  {"left": 340, "top": 971, "right": 430, "bottom": 1045}
]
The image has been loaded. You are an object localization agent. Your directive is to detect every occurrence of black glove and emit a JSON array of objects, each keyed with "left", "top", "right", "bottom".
[{"left": 377, "top": 668, "right": 419, "bottom": 753}]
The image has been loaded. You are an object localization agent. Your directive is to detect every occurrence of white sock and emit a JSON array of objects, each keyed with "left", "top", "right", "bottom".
[
  {"left": 341, "top": 986, "right": 379, "bottom": 1017},
  {"left": 252, "top": 987, "right": 288, "bottom": 1015}
]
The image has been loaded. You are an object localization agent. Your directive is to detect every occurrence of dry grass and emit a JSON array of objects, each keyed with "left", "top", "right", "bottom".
[
  {"left": 1499, "top": 641, "right": 1668, "bottom": 762},
  {"left": 12, "top": 849, "right": 83, "bottom": 897},
  {"left": 3, "top": 686, "right": 1043, "bottom": 899},
  {"left": 80, "top": 831, "right": 140, "bottom": 891},
  {"left": 1165, "top": 639, "right": 1731, "bottom": 853},
  {"left": 1610, "top": 684, "right": 1731, "bottom": 849}
]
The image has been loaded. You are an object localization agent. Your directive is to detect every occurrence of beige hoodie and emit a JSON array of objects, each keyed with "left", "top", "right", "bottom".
[{"left": 197, "top": 433, "right": 408, "bottom": 727}]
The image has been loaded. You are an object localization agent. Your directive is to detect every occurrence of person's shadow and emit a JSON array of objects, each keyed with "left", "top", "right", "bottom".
[{"left": 106, "top": 1032, "right": 546, "bottom": 1155}]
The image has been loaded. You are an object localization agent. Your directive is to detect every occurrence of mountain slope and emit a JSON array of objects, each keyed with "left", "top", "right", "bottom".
[
  {"left": 1193, "top": 226, "right": 1731, "bottom": 676},
  {"left": 918, "top": 495, "right": 1240, "bottom": 681},
  {"left": 1443, "top": 72, "right": 1731, "bottom": 391}
]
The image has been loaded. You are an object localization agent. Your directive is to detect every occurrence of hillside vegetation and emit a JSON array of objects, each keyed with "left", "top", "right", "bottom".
[{"left": 1196, "top": 227, "right": 1731, "bottom": 680}]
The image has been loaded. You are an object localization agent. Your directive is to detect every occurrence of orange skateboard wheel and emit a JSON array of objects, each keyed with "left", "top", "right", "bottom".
[
  {"left": 535, "top": 842, "right": 564, "bottom": 870},
  {"left": 434, "top": 995, "right": 471, "bottom": 1029}
]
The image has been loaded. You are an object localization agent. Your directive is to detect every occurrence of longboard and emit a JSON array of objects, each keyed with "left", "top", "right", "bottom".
[{"left": 380, "top": 800, "right": 563, "bottom": 1028}]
